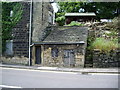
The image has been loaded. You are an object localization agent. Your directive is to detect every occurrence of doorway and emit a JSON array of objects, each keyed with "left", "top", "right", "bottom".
[
  {"left": 35, "top": 46, "right": 41, "bottom": 64},
  {"left": 63, "top": 50, "right": 75, "bottom": 66}
]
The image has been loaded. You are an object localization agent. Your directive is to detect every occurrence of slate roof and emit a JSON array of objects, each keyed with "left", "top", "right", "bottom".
[
  {"left": 42, "top": 26, "right": 88, "bottom": 44},
  {"left": 65, "top": 13, "right": 96, "bottom": 16}
]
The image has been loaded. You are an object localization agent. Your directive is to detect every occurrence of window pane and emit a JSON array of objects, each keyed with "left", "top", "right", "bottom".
[{"left": 51, "top": 48, "right": 58, "bottom": 57}]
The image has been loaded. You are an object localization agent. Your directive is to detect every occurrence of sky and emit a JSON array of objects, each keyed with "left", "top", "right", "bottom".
[{"left": 51, "top": 3, "right": 59, "bottom": 13}]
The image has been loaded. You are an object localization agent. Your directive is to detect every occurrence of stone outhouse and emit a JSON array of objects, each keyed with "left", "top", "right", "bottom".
[{"left": 32, "top": 26, "right": 88, "bottom": 67}]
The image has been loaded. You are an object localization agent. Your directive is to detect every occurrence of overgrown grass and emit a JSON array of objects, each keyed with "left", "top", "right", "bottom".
[
  {"left": 64, "top": 21, "right": 83, "bottom": 26},
  {"left": 91, "top": 38, "right": 118, "bottom": 53}
]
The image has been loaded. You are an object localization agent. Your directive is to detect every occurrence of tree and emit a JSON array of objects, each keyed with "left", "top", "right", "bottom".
[
  {"left": 56, "top": 2, "right": 120, "bottom": 25},
  {"left": 2, "top": 2, "right": 23, "bottom": 53}
]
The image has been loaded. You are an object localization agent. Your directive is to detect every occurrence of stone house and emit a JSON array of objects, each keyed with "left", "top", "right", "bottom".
[
  {"left": 2, "top": 1, "right": 54, "bottom": 65},
  {"left": 32, "top": 26, "right": 88, "bottom": 67},
  {"left": 10, "top": 2, "right": 53, "bottom": 57},
  {"left": 3, "top": 2, "right": 88, "bottom": 67}
]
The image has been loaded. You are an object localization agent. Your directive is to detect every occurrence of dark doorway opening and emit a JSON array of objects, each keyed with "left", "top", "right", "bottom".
[{"left": 35, "top": 46, "right": 41, "bottom": 64}]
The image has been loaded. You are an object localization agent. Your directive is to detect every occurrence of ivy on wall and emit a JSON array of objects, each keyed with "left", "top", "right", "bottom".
[{"left": 2, "top": 2, "right": 23, "bottom": 53}]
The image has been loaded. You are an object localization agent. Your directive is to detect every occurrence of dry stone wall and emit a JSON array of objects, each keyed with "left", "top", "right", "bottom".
[
  {"left": 93, "top": 50, "right": 120, "bottom": 68},
  {"left": 0, "top": 56, "right": 28, "bottom": 65},
  {"left": 85, "top": 21, "right": 119, "bottom": 68}
]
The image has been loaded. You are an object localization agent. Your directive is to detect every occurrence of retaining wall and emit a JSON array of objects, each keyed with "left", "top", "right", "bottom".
[{"left": 93, "top": 50, "right": 120, "bottom": 68}]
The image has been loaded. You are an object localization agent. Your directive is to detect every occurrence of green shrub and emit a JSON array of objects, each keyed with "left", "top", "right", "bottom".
[
  {"left": 105, "top": 31, "right": 118, "bottom": 37},
  {"left": 91, "top": 38, "right": 118, "bottom": 53},
  {"left": 55, "top": 16, "right": 65, "bottom": 26},
  {"left": 64, "top": 21, "right": 83, "bottom": 26}
]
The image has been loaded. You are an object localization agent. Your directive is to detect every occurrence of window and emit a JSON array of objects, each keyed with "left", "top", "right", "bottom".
[
  {"left": 51, "top": 48, "right": 58, "bottom": 57},
  {"left": 64, "top": 50, "right": 70, "bottom": 58},
  {"left": 64, "top": 50, "right": 74, "bottom": 58},
  {"left": 5, "top": 40, "right": 13, "bottom": 56}
]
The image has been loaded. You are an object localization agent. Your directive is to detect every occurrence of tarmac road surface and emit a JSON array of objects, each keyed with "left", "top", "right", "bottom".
[{"left": 0, "top": 67, "right": 119, "bottom": 88}]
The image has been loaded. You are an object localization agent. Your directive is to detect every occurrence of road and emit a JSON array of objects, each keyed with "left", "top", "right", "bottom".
[{"left": 0, "top": 67, "right": 119, "bottom": 88}]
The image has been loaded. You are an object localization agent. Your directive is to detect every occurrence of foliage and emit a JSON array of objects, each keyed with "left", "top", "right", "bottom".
[
  {"left": 56, "top": 2, "right": 83, "bottom": 25},
  {"left": 56, "top": 2, "right": 120, "bottom": 25},
  {"left": 64, "top": 21, "right": 83, "bottom": 26},
  {"left": 58, "top": 2, "right": 84, "bottom": 13},
  {"left": 105, "top": 31, "right": 118, "bottom": 37},
  {"left": 55, "top": 16, "right": 65, "bottom": 26},
  {"left": 2, "top": 2, "right": 23, "bottom": 53},
  {"left": 106, "top": 17, "right": 120, "bottom": 30},
  {"left": 90, "top": 38, "right": 118, "bottom": 53}
]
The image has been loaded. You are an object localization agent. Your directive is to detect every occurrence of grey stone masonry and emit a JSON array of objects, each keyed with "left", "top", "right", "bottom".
[
  {"left": 12, "top": 2, "right": 30, "bottom": 57},
  {"left": 32, "top": 2, "right": 53, "bottom": 42},
  {"left": 12, "top": 2, "right": 53, "bottom": 58},
  {"left": 0, "top": 56, "right": 28, "bottom": 65},
  {"left": 32, "top": 26, "right": 88, "bottom": 67},
  {"left": 93, "top": 49, "right": 120, "bottom": 68}
]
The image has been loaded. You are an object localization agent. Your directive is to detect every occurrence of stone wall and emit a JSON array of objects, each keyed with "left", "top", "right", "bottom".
[
  {"left": 41, "top": 44, "right": 85, "bottom": 67},
  {"left": 84, "top": 29, "right": 95, "bottom": 67},
  {"left": 12, "top": 2, "right": 30, "bottom": 57},
  {"left": 0, "top": 56, "right": 28, "bottom": 65},
  {"left": 93, "top": 50, "right": 120, "bottom": 68},
  {"left": 84, "top": 22, "right": 119, "bottom": 68}
]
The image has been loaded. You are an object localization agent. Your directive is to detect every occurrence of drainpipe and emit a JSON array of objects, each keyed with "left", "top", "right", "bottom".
[
  {"left": 29, "top": 0, "right": 33, "bottom": 66},
  {"left": 53, "top": 10, "right": 55, "bottom": 24}
]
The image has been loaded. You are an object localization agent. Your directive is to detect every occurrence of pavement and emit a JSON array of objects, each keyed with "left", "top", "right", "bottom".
[{"left": 0, "top": 64, "right": 119, "bottom": 74}]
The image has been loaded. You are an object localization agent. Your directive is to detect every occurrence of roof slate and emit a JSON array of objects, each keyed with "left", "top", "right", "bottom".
[{"left": 43, "top": 26, "right": 88, "bottom": 44}]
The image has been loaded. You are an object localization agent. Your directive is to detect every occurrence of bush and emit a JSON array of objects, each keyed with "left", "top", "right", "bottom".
[
  {"left": 91, "top": 38, "right": 118, "bottom": 53},
  {"left": 55, "top": 16, "right": 65, "bottom": 26},
  {"left": 64, "top": 21, "right": 83, "bottom": 26}
]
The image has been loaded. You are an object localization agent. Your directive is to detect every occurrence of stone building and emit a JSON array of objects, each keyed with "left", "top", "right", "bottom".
[
  {"left": 12, "top": 2, "right": 53, "bottom": 57},
  {"left": 32, "top": 26, "right": 88, "bottom": 67},
  {"left": 32, "top": 2, "right": 53, "bottom": 42},
  {"left": 4, "top": 2, "right": 88, "bottom": 67},
  {"left": 12, "top": 2, "right": 30, "bottom": 57}
]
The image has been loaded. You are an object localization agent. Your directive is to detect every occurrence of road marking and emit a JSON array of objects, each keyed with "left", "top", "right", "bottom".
[
  {"left": 0, "top": 85, "right": 22, "bottom": 88},
  {"left": 90, "top": 73, "right": 119, "bottom": 75},
  {"left": 1, "top": 67, "right": 119, "bottom": 75},
  {"left": 1, "top": 67, "right": 77, "bottom": 74}
]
